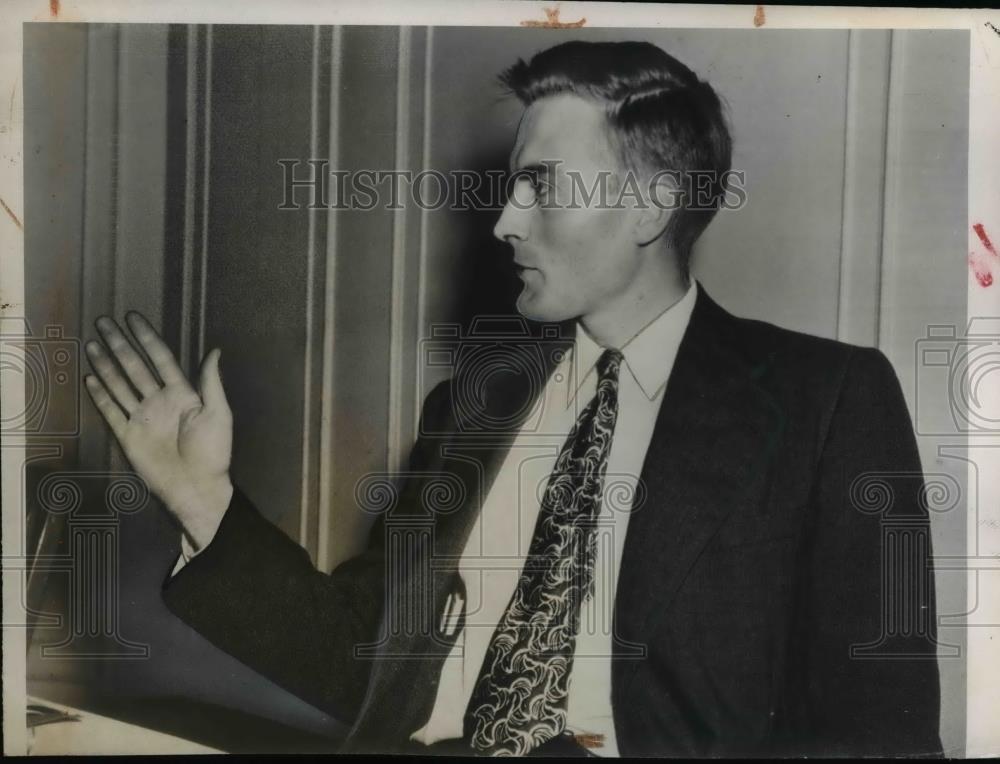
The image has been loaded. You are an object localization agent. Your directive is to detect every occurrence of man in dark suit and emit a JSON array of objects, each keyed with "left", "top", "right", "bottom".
[{"left": 84, "top": 41, "right": 942, "bottom": 757}]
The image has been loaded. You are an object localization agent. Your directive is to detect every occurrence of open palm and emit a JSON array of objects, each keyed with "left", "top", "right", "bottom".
[{"left": 85, "top": 312, "right": 233, "bottom": 547}]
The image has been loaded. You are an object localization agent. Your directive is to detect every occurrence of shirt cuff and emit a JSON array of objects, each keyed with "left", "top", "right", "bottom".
[{"left": 170, "top": 533, "right": 203, "bottom": 578}]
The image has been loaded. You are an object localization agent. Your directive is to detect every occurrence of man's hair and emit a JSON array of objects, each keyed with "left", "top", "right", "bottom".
[{"left": 500, "top": 41, "right": 732, "bottom": 275}]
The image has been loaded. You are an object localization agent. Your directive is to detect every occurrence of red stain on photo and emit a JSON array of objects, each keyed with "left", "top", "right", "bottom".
[
  {"left": 973, "top": 222, "right": 998, "bottom": 258},
  {"left": 49, "top": 0, "right": 59, "bottom": 17},
  {"left": 969, "top": 253, "right": 994, "bottom": 288},
  {"left": 754, "top": 5, "right": 766, "bottom": 27},
  {"left": 521, "top": 6, "right": 587, "bottom": 29}
]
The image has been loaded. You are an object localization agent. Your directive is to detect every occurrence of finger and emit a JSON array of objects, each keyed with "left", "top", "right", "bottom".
[
  {"left": 95, "top": 316, "right": 161, "bottom": 398},
  {"left": 198, "top": 348, "right": 231, "bottom": 416},
  {"left": 85, "top": 340, "right": 141, "bottom": 414},
  {"left": 125, "top": 312, "right": 193, "bottom": 392},
  {"left": 84, "top": 374, "right": 128, "bottom": 441}
]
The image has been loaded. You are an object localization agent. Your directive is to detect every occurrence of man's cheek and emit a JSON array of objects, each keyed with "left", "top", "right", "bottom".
[{"left": 544, "top": 206, "right": 593, "bottom": 237}]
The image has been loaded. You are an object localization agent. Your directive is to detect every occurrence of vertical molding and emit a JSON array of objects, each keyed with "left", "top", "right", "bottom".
[
  {"left": 110, "top": 30, "right": 128, "bottom": 324},
  {"left": 179, "top": 25, "right": 213, "bottom": 376},
  {"left": 298, "top": 25, "right": 321, "bottom": 552},
  {"left": 386, "top": 27, "right": 412, "bottom": 476},
  {"left": 298, "top": 25, "right": 331, "bottom": 556},
  {"left": 179, "top": 26, "right": 199, "bottom": 378},
  {"left": 317, "top": 25, "right": 343, "bottom": 572},
  {"left": 877, "top": 31, "right": 905, "bottom": 353},
  {"left": 415, "top": 26, "right": 434, "bottom": 435},
  {"left": 835, "top": 30, "right": 855, "bottom": 342},
  {"left": 79, "top": 26, "right": 118, "bottom": 472},
  {"left": 196, "top": 26, "right": 214, "bottom": 363},
  {"left": 319, "top": 26, "right": 425, "bottom": 566},
  {"left": 836, "top": 30, "right": 891, "bottom": 348},
  {"left": 110, "top": 25, "right": 128, "bottom": 473}
]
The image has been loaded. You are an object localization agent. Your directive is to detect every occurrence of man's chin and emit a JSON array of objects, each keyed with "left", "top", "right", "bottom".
[{"left": 515, "top": 293, "right": 572, "bottom": 324}]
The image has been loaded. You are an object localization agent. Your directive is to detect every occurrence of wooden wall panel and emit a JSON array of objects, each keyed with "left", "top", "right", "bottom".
[
  {"left": 324, "top": 26, "right": 400, "bottom": 568},
  {"left": 23, "top": 23, "right": 88, "bottom": 471},
  {"left": 837, "top": 29, "right": 891, "bottom": 348},
  {"left": 202, "top": 25, "right": 316, "bottom": 542}
]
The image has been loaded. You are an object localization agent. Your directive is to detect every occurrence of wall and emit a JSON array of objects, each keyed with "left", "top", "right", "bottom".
[{"left": 23, "top": 23, "right": 350, "bottom": 744}]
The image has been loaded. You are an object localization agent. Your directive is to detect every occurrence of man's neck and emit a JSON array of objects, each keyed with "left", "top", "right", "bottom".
[{"left": 579, "top": 263, "right": 690, "bottom": 349}]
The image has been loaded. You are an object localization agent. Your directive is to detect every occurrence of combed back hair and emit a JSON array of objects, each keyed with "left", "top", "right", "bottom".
[{"left": 499, "top": 41, "right": 732, "bottom": 275}]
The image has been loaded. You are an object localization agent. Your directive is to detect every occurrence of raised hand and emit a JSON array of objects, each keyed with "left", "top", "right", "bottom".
[{"left": 84, "top": 312, "right": 233, "bottom": 550}]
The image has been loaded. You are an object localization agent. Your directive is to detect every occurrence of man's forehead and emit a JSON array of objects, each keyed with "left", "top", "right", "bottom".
[{"left": 509, "top": 93, "right": 616, "bottom": 172}]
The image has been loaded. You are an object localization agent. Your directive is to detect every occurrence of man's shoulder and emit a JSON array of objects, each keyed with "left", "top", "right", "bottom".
[
  {"left": 730, "top": 310, "right": 859, "bottom": 365},
  {"left": 706, "top": 291, "right": 860, "bottom": 363},
  {"left": 705, "top": 297, "right": 912, "bottom": 465},
  {"left": 702, "top": 290, "right": 894, "bottom": 402}
]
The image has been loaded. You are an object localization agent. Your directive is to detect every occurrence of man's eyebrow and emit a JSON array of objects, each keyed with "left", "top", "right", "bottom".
[{"left": 511, "top": 162, "right": 555, "bottom": 179}]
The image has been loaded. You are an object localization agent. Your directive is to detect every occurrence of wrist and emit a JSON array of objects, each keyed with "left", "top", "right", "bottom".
[{"left": 169, "top": 475, "right": 234, "bottom": 551}]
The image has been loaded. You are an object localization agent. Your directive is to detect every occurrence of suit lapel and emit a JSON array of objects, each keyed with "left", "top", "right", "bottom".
[
  {"left": 347, "top": 321, "right": 574, "bottom": 745},
  {"left": 613, "top": 285, "right": 782, "bottom": 678},
  {"left": 431, "top": 323, "right": 576, "bottom": 562}
]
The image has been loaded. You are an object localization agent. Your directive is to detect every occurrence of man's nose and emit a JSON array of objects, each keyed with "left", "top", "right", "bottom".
[{"left": 493, "top": 198, "right": 530, "bottom": 243}]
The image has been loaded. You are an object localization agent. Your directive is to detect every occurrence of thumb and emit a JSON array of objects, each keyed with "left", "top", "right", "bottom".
[{"left": 198, "top": 348, "right": 230, "bottom": 415}]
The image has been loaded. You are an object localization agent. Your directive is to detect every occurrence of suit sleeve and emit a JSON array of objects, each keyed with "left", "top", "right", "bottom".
[
  {"left": 794, "top": 347, "right": 942, "bottom": 757},
  {"left": 161, "top": 380, "right": 452, "bottom": 726}
]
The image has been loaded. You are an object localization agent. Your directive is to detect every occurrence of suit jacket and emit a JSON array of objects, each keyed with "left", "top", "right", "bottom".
[{"left": 162, "top": 283, "right": 942, "bottom": 757}]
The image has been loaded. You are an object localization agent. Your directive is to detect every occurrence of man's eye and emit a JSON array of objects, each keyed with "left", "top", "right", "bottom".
[
  {"left": 526, "top": 174, "right": 552, "bottom": 197},
  {"left": 513, "top": 172, "right": 539, "bottom": 191},
  {"left": 507, "top": 174, "right": 541, "bottom": 205}
]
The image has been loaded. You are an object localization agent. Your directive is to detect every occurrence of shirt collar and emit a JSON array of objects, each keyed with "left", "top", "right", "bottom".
[{"left": 567, "top": 279, "right": 698, "bottom": 405}]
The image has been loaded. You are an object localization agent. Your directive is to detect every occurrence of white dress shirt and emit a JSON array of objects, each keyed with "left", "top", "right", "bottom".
[
  {"left": 172, "top": 282, "right": 697, "bottom": 755},
  {"left": 172, "top": 532, "right": 199, "bottom": 576},
  {"left": 411, "top": 281, "right": 697, "bottom": 755}
]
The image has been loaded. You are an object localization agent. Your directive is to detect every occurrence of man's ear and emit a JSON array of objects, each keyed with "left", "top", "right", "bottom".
[{"left": 632, "top": 173, "right": 679, "bottom": 247}]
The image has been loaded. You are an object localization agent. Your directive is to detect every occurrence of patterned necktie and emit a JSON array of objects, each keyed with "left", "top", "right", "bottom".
[{"left": 464, "top": 347, "right": 624, "bottom": 756}]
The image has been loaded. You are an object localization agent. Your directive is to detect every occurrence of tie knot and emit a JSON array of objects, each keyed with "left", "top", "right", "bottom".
[{"left": 596, "top": 348, "right": 624, "bottom": 384}]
